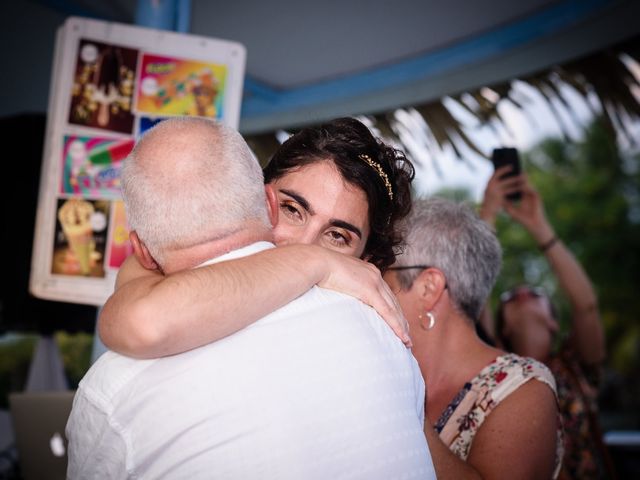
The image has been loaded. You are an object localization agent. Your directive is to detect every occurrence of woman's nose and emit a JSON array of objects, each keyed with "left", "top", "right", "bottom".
[
  {"left": 298, "top": 227, "right": 321, "bottom": 246},
  {"left": 280, "top": 224, "right": 321, "bottom": 246}
]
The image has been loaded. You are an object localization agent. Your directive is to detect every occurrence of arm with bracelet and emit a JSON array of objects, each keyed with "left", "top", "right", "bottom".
[
  {"left": 478, "top": 164, "right": 526, "bottom": 339},
  {"left": 503, "top": 177, "right": 605, "bottom": 365}
]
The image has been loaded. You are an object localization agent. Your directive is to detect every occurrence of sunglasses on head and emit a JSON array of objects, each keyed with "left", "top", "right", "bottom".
[{"left": 499, "top": 286, "right": 546, "bottom": 304}]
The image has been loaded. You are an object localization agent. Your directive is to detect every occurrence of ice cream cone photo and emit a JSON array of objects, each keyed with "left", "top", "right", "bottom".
[{"left": 52, "top": 198, "right": 109, "bottom": 277}]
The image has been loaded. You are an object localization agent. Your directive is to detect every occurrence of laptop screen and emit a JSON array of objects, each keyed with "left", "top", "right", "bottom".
[{"left": 9, "top": 391, "right": 76, "bottom": 480}]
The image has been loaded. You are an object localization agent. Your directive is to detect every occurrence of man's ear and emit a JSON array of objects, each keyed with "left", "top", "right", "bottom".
[
  {"left": 129, "top": 231, "right": 160, "bottom": 271},
  {"left": 264, "top": 184, "right": 279, "bottom": 228}
]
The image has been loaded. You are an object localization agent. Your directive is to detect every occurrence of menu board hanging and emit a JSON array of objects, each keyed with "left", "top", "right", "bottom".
[{"left": 30, "top": 16, "right": 246, "bottom": 306}]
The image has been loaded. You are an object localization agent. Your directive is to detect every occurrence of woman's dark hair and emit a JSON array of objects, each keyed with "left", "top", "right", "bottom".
[
  {"left": 495, "top": 302, "right": 513, "bottom": 351},
  {"left": 263, "top": 117, "right": 415, "bottom": 271}
]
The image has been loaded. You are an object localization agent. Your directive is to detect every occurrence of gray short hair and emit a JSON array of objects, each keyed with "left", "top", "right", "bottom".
[
  {"left": 394, "top": 197, "right": 502, "bottom": 322},
  {"left": 121, "top": 117, "right": 269, "bottom": 266}
]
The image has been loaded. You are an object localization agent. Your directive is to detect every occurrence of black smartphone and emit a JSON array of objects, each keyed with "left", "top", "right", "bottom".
[{"left": 491, "top": 147, "right": 522, "bottom": 201}]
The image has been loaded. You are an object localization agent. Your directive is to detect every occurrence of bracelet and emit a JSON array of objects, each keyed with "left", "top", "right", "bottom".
[{"left": 539, "top": 236, "right": 559, "bottom": 252}]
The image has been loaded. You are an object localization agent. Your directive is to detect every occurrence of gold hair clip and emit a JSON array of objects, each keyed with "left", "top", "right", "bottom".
[{"left": 358, "top": 154, "right": 393, "bottom": 200}]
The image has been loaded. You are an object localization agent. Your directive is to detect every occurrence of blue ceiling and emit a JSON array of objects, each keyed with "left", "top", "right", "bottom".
[{"left": 6, "top": 0, "right": 640, "bottom": 133}]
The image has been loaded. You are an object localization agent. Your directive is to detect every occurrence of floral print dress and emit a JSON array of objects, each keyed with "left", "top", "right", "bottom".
[
  {"left": 434, "top": 353, "right": 563, "bottom": 478},
  {"left": 548, "top": 347, "right": 611, "bottom": 479}
]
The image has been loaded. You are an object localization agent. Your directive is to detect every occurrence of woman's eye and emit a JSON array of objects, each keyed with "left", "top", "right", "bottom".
[
  {"left": 280, "top": 202, "right": 302, "bottom": 221},
  {"left": 327, "top": 230, "right": 350, "bottom": 246}
]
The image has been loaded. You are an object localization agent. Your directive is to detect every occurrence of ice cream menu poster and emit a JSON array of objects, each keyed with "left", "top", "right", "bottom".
[{"left": 30, "top": 17, "right": 246, "bottom": 306}]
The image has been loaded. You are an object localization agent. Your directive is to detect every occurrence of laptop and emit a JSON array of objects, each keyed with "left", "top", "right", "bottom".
[{"left": 9, "top": 390, "right": 76, "bottom": 480}]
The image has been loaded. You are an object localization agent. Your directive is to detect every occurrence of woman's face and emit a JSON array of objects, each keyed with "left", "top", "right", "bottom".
[
  {"left": 269, "top": 161, "right": 371, "bottom": 258},
  {"left": 501, "top": 289, "right": 558, "bottom": 360}
]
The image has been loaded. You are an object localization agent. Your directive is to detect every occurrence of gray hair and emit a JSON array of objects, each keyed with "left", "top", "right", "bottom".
[
  {"left": 394, "top": 197, "right": 502, "bottom": 322},
  {"left": 121, "top": 117, "right": 269, "bottom": 266}
]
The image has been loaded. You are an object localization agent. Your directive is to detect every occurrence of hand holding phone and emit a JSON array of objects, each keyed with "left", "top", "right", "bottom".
[{"left": 491, "top": 147, "right": 522, "bottom": 201}]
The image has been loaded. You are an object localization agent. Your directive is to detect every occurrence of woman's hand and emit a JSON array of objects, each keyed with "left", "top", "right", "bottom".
[
  {"left": 503, "top": 178, "right": 554, "bottom": 243},
  {"left": 479, "top": 166, "right": 523, "bottom": 227},
  {"left": 315, "top": 249, "right": 411, "bottom": 347}
]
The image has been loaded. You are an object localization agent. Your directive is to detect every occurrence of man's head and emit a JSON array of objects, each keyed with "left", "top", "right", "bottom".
[{"left": 121, "top": 117, "right": 271, "bottom": 272}]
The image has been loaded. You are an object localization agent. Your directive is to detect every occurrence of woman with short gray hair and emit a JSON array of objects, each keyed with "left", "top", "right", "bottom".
[{"left": 384, "top": 197, "right": 563, "bottom": 479}]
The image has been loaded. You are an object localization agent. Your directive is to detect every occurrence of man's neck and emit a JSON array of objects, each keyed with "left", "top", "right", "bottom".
[{"left": 162, "top": 225, "right": 274, "bottom": 274}]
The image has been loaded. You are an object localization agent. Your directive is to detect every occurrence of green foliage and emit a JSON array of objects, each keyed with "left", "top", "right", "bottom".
[
  {"left": 0, "top": 335, "right": 38, "bottom": 409},
  {"left": 486, "top": 119, "right": 640, "bottom": 409},
  {"left": 430, "top": 186, "right": 473, "bottom": 203},
  {"left": 55, "top": 331, "right": 93, "bottom": 389},
  {"left": 0, "top": 332, "right": 94, "bottom": 408}
]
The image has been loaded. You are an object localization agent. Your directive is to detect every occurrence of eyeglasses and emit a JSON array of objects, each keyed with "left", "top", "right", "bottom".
[
  {"left": 387, "top": 265, "right": 432, "bottom": 271},
  {"left": 388, "top": 265, "right": 448, "bottom": 289},
  {"left": 499, "top": 286, "right": 546, "bottom": 304}
]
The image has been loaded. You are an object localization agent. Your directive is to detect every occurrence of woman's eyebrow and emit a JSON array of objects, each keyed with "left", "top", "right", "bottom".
[
  {"left": 330, "top": 219, "right": 362, "bottom": 239},
  {"left": 279, "top": 189, "right": 312, "bottom": 214}
]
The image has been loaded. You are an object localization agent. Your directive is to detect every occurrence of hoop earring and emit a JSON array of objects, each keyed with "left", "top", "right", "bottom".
[{"left": 419, "top": 311, "right": 436, "bottom": 330}]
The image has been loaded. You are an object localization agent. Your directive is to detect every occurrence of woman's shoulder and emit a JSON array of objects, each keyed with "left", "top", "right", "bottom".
[{"left": 476, "top": 352, "right": 558, "bottom": 398}]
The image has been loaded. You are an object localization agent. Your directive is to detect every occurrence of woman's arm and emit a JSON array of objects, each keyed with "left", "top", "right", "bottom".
[
  {"left": 476, "top": 167, "right": 521, "bottom": 344},
  {"left": 478, "top": 165, "right": 523, "bottom": 228},
  {"left": 423, "top": 425, "right": 482, "bottom": 479},
  {"left": 425, "top": 380, "right": 558, "bottom": 479},
  {"left": 505, "top": 179, "right": 605, "bottom": 365},
  {"left": 99, "top": 244, "right": 409, "bottom": 358},
  {"left": 467, "top": 380, "right": 559, "bottom": 479}
]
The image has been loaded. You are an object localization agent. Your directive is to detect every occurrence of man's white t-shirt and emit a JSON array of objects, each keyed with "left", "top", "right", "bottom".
[{"left": 67, "top": 242, "right": 435, "bottom": 479}]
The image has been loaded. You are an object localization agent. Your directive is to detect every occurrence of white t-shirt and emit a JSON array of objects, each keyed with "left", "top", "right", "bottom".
[{"left": 67, "top": 242, "right": 434, "bottom": 479}]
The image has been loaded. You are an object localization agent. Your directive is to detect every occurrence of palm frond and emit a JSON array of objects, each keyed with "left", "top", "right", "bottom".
[
  {"left": 413, "top": 102, "right": 488, "bottom": 161},
  {"left": 246, "top": 36, "right": 640, "bottom": 171},
  {"left": 404, "top": 35, "right": 640, "bottom": 172}
]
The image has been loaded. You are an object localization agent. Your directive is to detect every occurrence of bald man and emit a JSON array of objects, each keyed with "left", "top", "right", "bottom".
[{"left": 66, "top": 117, "right": 434, "bottom": 479}]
